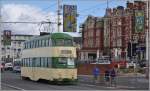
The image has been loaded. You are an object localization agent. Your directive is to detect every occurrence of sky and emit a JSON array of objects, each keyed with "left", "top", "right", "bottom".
[{"left": 0, "top": 0, "right": 129, "bottom": 35}]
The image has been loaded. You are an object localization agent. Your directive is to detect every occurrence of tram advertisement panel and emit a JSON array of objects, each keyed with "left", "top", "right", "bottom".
[
  {"left": 135, "top": 10, "right": 144, "bottom": 33},
  {"left": 63, "top": 5, "right": 77, "bottom": 32}
]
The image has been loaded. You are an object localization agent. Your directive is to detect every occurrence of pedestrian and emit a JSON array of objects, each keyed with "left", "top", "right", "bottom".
[
  {"left": 93, "top": 65, "right": 100, "bottom": 84},
  {"left": 110, "top": 68, "right": 116, "bottom": 86},
  {"left": 104, "top": 69, "right": 110, "bottom": 86}
]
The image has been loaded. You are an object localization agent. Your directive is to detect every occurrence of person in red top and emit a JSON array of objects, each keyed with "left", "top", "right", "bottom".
[{"left": 1, "top": 64, "right": 4, "bottom": 72}]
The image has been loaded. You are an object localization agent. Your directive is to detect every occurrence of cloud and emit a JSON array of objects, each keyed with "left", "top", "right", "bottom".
[
  {"left": 0, "top": 4, "right": 81, "bottom": 37},
  {"left": 1, "top": 4, "right": 59, "bottom": 35}
]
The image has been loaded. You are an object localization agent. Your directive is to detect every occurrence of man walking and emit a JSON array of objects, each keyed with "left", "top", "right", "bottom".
[
  {"left": 110, "top": 68, "right": 116, "bottom": 86},
  {"left": 93, "top": 65, "right": 100, "bottom": 84}
]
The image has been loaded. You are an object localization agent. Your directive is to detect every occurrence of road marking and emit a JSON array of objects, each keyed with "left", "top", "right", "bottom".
[
  {"left": 79, "top": 83, "right": 117, "bottom": 89},
  {"left": 1, "top": 83, "right": 25, "bottom": 90},
  {"left": 79, "top": 83, "right": 136, "bottom": 89}
]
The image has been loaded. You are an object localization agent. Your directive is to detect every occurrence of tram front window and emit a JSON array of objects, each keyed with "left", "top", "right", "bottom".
[
  {"left": 54, "top": 39, "right": 73, "bottom": 46},
  {"left": 53, "top": 57, "right": 75, "bottom": 68}
]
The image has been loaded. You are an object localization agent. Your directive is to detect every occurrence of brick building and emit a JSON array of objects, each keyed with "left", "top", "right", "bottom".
[
  {"left": 103, "top": 1, "right": 147, "bottom": 61},
  {"left": 79, "top": 15, "right": 104, "bottom": 61}
]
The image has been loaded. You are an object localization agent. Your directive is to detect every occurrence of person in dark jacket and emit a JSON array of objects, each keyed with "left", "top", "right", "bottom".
[
  {"left": 104, "top": 69, "right": 110, "bottom": 82},
  {"left": 110, "top": 68, "right": 116, "bottom": 86}
]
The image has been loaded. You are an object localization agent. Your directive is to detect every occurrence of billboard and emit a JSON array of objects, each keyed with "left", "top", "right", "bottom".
[
  {"left": 3, "top": 30, "right": 11, "bottom": 45},
  {"left": 63, "top": 5, "right": 77, "bottom": 32},
  {"left": 135, "top": 10, "right": 144, "bottom": 33}
]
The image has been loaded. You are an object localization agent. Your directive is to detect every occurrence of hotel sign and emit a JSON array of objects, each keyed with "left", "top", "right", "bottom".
[{"left": 135, "top": 10, "right": 144, "bottom": 33}]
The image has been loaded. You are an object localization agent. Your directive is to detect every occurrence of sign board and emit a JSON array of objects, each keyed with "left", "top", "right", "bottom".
[
  {"left": 91, "top": 58, "right": 110, "bottom": 64},
  {"left": 135, "top": 10, "right": 144, "bottom": 33},
  {"left": 63, "top": 5, "right": 77, "bottom": 32}
]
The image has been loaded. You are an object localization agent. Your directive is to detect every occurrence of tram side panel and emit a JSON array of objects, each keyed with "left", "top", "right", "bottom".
[{"left": 21, "top": 47, "right": 77, "bottom": 81}]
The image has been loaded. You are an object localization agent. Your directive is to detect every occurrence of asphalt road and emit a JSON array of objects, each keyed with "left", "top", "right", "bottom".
[
  {"left": 1, "top": 71, "right": 118, "bottom": 90},
  {"left": 78, "top": 75, "right": 149, "bottom": 90}
]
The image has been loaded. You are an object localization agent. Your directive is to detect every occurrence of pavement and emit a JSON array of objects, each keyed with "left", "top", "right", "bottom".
[{"left": 77, "top": 74, "right": 149, "bottom": 90}]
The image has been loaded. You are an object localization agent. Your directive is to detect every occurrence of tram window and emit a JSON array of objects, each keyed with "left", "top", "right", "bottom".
[
  {"left": 33, "top": 41, "right": 35, "bottom": 48},
  {"left": 36, "top": 40, "right": 39, "bottom": 48},
  {"left": 59, "top": 58, "right": 67, "bottom": 65},
  {"left": 34, "top": 40, "right": 37, "bottom": 48},
  {"left": 29, "top": 58, "right": 32, "bottom": 67},
  {"left": 24, "top": 43, "right": 26, "bottom": 49},
  {"left": 26, "top": 58, "right": 29, "bottom": 67},
  {"left": 26, "top": 43, "right": 28, "bottom": 49},
  {"left": 44, "top": 57, "right": 47, "bottom": 67},
  {"left": 29, "top": 42, "right": 31, "bottom": 48},
  {"left": 28, "top": 58, "right": 30, "bottom": 67},
  {"left": 48, "top": 57, "right": 51, "bottom": 67},
  {"left": 32, "top": 58, "right": 36, "bottom": 67},
  {"left": 39, "top": 40, "right": 41, "bottom": 47},
  {"left": 31, "top": 41, "right": 34, "bottom": 48},
  {"left": 36, "top": 58, "right": 41, "bottom": 67},
  {"left": 67, "top": 58, "right": 75, "bottom": 68},
  {"left": 45, "top": 39, "right": 49, "bottom": 47},
  {"left": 27, "top": 42, "right": 30, "bottom": 49},
  {"left": 23, "top": 59, "right": 24, "bottom": 66},
  {"left": 41, "top": 57, "right": 44, "bottom": 67},
  {"left": 42, "top": 40, "right": 45, "bottom": 47},
  {"left": 23, "top": 59, "right": 25, "bottom": 67},
  {"left": 55, "top": 39, "right": 64, "bottom": 46},
  {"left": 21, "top": 59, "right": 23, "bottom": 66},
  {"left": 64, "top": 39, "right": 73, "bottom": 46},
  {"left": 32, "top": 41, "right": 34, "bottom": 48},
  {"left": 52, "top": 40, "right": 56, "bottom": 46},
  {"left": 24, "top": 58, "right": 26, "bottom": 67}
]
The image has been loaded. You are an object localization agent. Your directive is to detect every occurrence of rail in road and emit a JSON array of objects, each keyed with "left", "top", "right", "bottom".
[
  {"left": 1, "top": 71, "right": 149, "bottom": 90},
  {"left": 1, "top": 83, "right": 25, "bottom": 90},
  {"left": 1, "top": 71, "right": 118, "bottom": 90}
]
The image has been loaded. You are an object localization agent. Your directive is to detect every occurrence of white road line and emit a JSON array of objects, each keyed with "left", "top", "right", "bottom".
[
  {"left": 1, "top": 83, "right": 25, "bottom": 90},
  {"left": 79, "top": 83, "right": 136, "bottom": 89}
]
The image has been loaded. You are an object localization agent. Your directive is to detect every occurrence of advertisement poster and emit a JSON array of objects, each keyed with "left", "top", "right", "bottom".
[
  {"left": 63, "top": 5, "right": 77, "bottom": 32},
  {"left": 135, "top": 10, "right": 144, "bottom": 33}
]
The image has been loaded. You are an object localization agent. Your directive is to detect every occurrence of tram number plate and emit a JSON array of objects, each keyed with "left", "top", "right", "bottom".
[{"left": 61, "top": 50, "right": 72, "bottom": 54}]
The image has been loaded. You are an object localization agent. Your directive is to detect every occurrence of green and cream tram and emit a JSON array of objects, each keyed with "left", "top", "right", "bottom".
[{"left": 21, "top": 33, "right": 77, "bottom": 83}]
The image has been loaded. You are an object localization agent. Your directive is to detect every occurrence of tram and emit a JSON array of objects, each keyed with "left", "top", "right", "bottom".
[{"left": 21, "top": 33, "right": 77, "bottom": 83}]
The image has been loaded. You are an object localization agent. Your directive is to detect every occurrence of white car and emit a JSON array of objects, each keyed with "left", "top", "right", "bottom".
[
  {"left": 13, "top": 66, "right": 21, "bottom": 72},
  {"left": 4, "top": 63, "right": 13, "bottom": 71}
]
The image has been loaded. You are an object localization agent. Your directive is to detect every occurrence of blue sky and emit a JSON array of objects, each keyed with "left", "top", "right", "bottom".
[{"left": 0, "top": 0, "right": 128, "bottom": 32}]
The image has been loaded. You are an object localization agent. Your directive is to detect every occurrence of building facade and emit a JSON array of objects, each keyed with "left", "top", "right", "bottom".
[
  {"left": 103, "top": 1, "right": 146, "bottom": 62},
  {"left": 1, "top": 31, "right": 35, "bottom": 63},
  {"left": 80, "top": 15, "right": 104, "bottom": 61}
]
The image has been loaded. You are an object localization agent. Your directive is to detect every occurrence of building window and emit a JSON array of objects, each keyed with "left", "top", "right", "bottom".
[
  {"left": 18, "top": 49, "right": 21, "bottom": 52},
  {"left": 7, "top": 47, "right": 10, "bottom": 50}
]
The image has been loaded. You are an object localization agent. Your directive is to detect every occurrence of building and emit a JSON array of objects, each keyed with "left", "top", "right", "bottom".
[
  {"left": 126, "top": 1, "right": 147, "bottom": 61},
  {"left": 1, "top": 30, "right": 35, "bottom": 63},
  {"left": 79, "top": 15, "right": 104, "bottom": 61},
  {"left": 103, "top": 1, "right": 147, "bottom": 62}
]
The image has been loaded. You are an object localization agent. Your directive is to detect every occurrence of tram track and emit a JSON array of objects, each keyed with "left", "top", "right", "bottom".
[{"left": 1, "top": 83, "right": 25, "bottom": 90}]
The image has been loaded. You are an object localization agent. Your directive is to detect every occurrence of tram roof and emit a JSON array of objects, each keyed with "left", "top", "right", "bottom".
[{"left": 25, "top": 33, "right": 73, "bottom": 43}]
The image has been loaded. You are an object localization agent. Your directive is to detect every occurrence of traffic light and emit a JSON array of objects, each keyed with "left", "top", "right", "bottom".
[
  {"left": 132, "top": 43, "right": 137, "bottom": 56},
  {"left": 127, "top": 42, "right": 131, "bottom": 57},
  {"left": 127, "top": 42, "right": 137, "bottom": 57}
]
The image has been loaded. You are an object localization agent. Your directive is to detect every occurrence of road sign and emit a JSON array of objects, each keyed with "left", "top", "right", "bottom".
[{"left": 91, "top": 58, "right": 110, "bottom": 64}]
